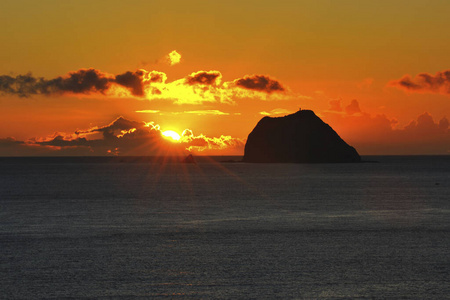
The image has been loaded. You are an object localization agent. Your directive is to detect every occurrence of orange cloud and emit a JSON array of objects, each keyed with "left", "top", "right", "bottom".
[
  {"left": 322, "top": 100, "right": 449, "bottom": 154},
  {"left": 327, "top": 99, "right": 362, "bottom": 116},
  {"left": 403, "top": 112, "right": 449, "bottom": 134},
  {"left": 389, "top": 69, "right": 450, "bottom": 95}
]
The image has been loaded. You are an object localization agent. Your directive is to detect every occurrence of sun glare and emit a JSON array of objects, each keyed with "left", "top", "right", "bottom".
[{"left": 162, "top": 130, "right": 181, "bottom": 141}]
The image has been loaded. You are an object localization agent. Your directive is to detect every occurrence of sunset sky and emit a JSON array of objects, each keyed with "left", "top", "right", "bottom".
[{"left": 1, "top": 0, "right": 449, "bottom": 156}]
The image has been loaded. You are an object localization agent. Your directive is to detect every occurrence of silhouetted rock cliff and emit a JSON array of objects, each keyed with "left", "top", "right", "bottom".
[{"left": 243, "top": 110, "right": 361, "bottom": 163}]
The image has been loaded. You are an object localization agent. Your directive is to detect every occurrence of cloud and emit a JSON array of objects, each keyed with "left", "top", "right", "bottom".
[
  {"left": 0, "top": 137, "right": 24, "bottom": 146},
  {"left": 328, "top": 99, "right": 342, "bottom": 112},
  {"left": 389, "top": 70, "right": 450, "bottom": 95},
  {"left": 0, "top": 69, "right": 112, "bottom": 97},
  {"left": 0, "top": 117, "right": 245, "bottom": 156},
  {"left": 36, "top": 117, "right": 164, "bottom": 156},
  {"left": 53, "top": 69, "right": 112, "bottom": 94},
  {"left": 0, "top": 68, "right": 296, "bottom": 104},
  {"left": 135, "top": 110, "right": 160, "bottom": 114},
  {"left": 185, "top": 70, "right": 222, "bottom": 86},
  {"left": 167, "top": 72, "right": 292, "bottom": 105},
  {"left": 233, "top": 75, "right": 285, "bottom": 94},
  {"left": 322, "top": 102, "right": 449, "bottom": 154},
  {"left": 345, "top": 99, "right": 361, "bottom": 115},
  {"left": 115, "top": 70, "right": 166, "bottom": 96},
  {"left": 0, "top": 136, "right": 92, "bottom": 156},
  {"left": 75, "top": 116, "right": 145, "bottom": 139},
  {"left": 326, "top": 99, "right": 361, "bottom": 115},
  {"left": 135, "top": 109, "right": 231, "bottom": 116},
  {"left": 259, "top": 108, "right": 294, "bottom": 116},
  {"left": 180, "top": 130, "right": 245, "bottom": 154},
  {"left": 0, "top": 68, "right": 168, "bottom": 98},
  {"left": 183, "top": 110, "right": 229, "bottom": 116},
  {"left": 167, "top": 50, "right": 181, "bottom": 66},
  {"left": 403, "top": 112, "right": 449, "bottom": 134},
  {"left": 165, "top": 73, "right": 231, "bottom": 105}
]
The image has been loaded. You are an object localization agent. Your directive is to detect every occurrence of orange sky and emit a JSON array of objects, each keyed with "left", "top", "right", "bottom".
[{"left": 0, "top": 0, "right": 449, "bottom": 156}]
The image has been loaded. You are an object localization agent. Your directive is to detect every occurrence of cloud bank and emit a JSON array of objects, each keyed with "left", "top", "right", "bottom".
[
  {"left": 0, "top": 68, "right": 290, "bottom": 104},
  {"left": 323, "top": 99, "right": 449, "bottom": 154}
]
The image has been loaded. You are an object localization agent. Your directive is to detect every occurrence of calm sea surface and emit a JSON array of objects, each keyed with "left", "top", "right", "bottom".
[{"left": 1, "top": 156, "right": 449, "bottom": 299}]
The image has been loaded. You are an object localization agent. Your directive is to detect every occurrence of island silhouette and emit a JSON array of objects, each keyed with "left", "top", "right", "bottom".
[{"left": 243, "top": 109, "right": 361, "bottom": 163}]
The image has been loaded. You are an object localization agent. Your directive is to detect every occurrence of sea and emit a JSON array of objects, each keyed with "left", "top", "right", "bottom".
[{"left": 1, "top": 156, "right": 449, "bottom": 299}]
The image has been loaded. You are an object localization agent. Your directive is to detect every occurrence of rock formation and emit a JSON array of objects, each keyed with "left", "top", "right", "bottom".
[{"left": 243, "top": 110, "right": 360, "bottom": 163}]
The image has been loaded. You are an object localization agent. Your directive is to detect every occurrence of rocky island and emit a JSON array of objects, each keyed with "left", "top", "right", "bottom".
[{"left": 243, "top": 110, "right": 361, "bottom": 163}]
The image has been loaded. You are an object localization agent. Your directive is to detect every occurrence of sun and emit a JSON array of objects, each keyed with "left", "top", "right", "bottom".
[{"left": 162, "top": 130, "right": 181, "bottom": 141}]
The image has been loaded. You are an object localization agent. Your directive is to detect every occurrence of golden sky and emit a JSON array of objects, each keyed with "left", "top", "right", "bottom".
[{"left": 1, "top": 0, "right": 449, "bottom": 155}]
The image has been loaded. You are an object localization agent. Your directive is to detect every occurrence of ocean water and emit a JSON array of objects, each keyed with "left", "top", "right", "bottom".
[{"left": 1, "top": 156, "right": 449, "bottom": 299}]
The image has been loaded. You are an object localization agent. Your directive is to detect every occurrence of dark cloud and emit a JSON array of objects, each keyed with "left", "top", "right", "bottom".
[
  {"left": 0, "top": 74, "right": 45, "bottom": 97},
  {"left": 0, "top": 69, "right": 112, "bottom": 97},
  {"left": 389, "top": 70, "right": 450, "bottom": 95},
  {"left": 115, "top": 71, "right": 146, "bottom": 96},
  {"left": 0, "top": 137, "right": 23, "bottom": 145},
  {"left": 0, "top": 137, "right": 93, "bottom": 156},
  {"left": 185, "top": 71, "right": 222, "bottom": 86},
  {"left": 76, "top": 117, "right": 146, "bottom": 140},
  {"left": 234, "top": 75, "right": 285, "bottom": 93},
  {"left": 115, "top": 70, "right": 166, "bottom": 96},
  {"left": 0, "top": 69, "right": 168, "bottom": 98},
  {"left": 51, "top": 69, "right": 112, "bottom": 94},
  {"left": 37, "top": 117, "right": 169, "bottom": 155},
  {"left": 39, "top": 136, "right": 90, "bottom": 147}
]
